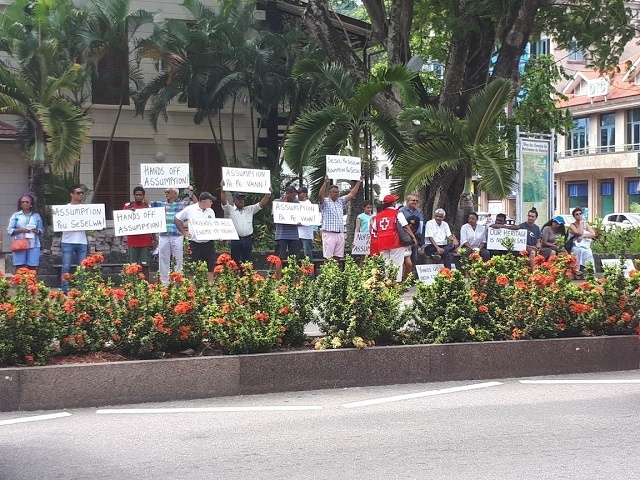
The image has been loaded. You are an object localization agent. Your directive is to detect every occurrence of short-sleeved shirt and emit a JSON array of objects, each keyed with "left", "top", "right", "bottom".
[
  {"left": 222, "top": 201, "right": 262, "bottom": 237},
  {"left": 174, "top": 203, "right": 217, "bottom": 243},
  {"left": 61, "top": 203, "right": 88, "bottom": 245},
  {"left": 123, "top": 202, "right": 153, "bottom": 247},
  {"left": 400, "top": 206, "right": 424, "bottom": 237},
  {"left": 519, "top": 222, "right": 541, "bottom": 247},
  {"left": 541, "top": 225, "right": 560, "bottom": 246},
  {"left": 356, "top": 213, "right": 373, "bottom": 233},
  {"left": 150, "top": 199, "right": 191, "bottom": 236},
  {"left": 274, "top": 198, "right": 300, "bottom": 240},
  {"left": 297, "top": 199, "right": 315, "bottom": 240},
  {"left": 320, "top": 197, "right": 347, "bottom": 232},
  {"left": 425, "top": 219, "right": 451, "bottom": 245},
  {"left": 460, "top": 223, "right": 486, "bottom": 249}
]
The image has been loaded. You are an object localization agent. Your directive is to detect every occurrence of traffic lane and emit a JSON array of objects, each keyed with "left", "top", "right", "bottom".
[{"left": 1, "top": 371, "right": 639, "bottom": 480}]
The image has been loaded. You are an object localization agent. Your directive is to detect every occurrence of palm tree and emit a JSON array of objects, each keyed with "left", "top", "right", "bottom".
[
  {"left": 79, "top": 0, "right": 153, "bottom": 200},
  {"left": 392, "top": 78, "right": 516, "bottom": 230},
  {"left": 0, "top": 0, "right": 91, "bottom": 224},
  {"left": 283, "top": 60, "right": 417, "bottom": 239}
]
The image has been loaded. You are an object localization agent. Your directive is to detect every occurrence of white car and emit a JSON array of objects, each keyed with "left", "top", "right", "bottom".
[{"left": 601, "top": 212, "right": 640, "bottom": 230}]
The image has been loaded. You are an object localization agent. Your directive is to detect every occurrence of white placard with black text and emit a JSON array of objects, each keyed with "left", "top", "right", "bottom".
[
  {"left": 415, "top": 264, "right": 456, "bottom": 285},
  {"left": 600, "top": 258, "right": 635, "bottom": 278},
  {"left": 272, "top": 202, "right": 322, "bottom": 226},
  {"left": 140, "top": 163, "right": 190, "bottom": 189},
  {"left": 51, "top": 204, "right": 106, "bottom": 232},
  {"left": 189, "top": 218, "right": 239, "bottom": 241},
  {"left": 222, "top": 167, "right": 271, "bottom": 193},
  {"left": 112, "top": 207, "right": 167, "bottom": 237},
  {"left": 486, "top": 228, "right": 527, "bottom": 251},
  {"left": 351, "top": 232, "right": 370, "bottom": 255},
  {"left": 326, "top": 155, "right": 361, "bottom": 181}
]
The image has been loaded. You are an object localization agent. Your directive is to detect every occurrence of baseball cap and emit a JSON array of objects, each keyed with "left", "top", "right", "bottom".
[
  {"left": 383, "top": 194, "right": 399, "bottom": 203},
  {"left": 199, "top": 192, "right": 217, "bottom": 202},
  {"left": 232, "top": 192, "right": 246, "bottom": 200},
  {"left": 552, "top": 215, "right": 565, "bottom": 225}
]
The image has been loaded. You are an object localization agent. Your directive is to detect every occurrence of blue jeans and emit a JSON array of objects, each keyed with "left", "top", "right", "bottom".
[
  {"left": 230, "top": 236, "right": 253, "bottom": 267},
  {"left": 300, "top": 238, "right": 313, "bottom": 260},
  {"left": 61, "top": 242, "right": 88, "bottom": 292}
]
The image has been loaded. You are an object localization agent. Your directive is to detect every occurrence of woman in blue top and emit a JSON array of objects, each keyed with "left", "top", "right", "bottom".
[
  {"left": 354, "top": 202, "right": 373, "bottom": 233},
  {"left": 7, "top": 194, "right": 44, "bottom": 273}
]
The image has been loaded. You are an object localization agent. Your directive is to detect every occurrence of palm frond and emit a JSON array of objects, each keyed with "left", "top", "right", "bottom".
[
  {"left": 465, "top": 78, "right": 514, "bottom": 144},
  {"left": 366, "top": 112, "right": 408, "bottom": 162},
  {"left": 472, "top": 143, "right": 516, "bottom": 198}
]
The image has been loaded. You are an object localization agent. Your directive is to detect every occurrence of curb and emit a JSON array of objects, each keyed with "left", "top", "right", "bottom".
[{"left": 1, "top": 335, "right": 638, "bottom": 412}]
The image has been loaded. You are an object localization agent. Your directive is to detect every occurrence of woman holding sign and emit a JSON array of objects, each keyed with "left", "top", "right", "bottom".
[{"left": 7, "top": 194, "right": 44, "bottom": 273}]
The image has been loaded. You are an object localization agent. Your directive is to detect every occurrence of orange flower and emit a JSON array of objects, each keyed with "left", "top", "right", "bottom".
[
  {"left": 173, "top": 301, "right": 193, "bottom": 315},
  {"left": 111, "top": 334, "right": 121, "bottom": 342},
  {"left": 607, "top": 316, "right": 617, "bottom": 323},
  {"left": 279, "top": 305, "right": 290, "bottom": 315},
  {"left": 438, "top": 267, "right": 452, "bottom": 280},
  {"left": 266, "top": 255, "right": 282, "bottom": 266},
  {"left": 253, "top": 311, "right": 270, "bottom": 322},
  {"left": 221, "top": 302, "right": 233, "bottom": 313},
  {"left": 300, "top": 264, "right": 315, "bottom": 276},
  {"left": 569, "top": 301, "right": 591, "bottom": 315},
  {"left": 511, "top": 328, "right": 521, "bottom": 340},
  {"left": 469, "top": 252, "right": 481, "bottom": 261},
  {"left": 128, "top": 299, "right": 140, "bottom": 308},
  {"left": 280, "top": 326, "right": 287, "bottom": 333},
  {"left": 178, "top": 325, "right": 191, "bottom": 340},
  {"left": 514, "top": 280, "right": 528, "bottom": 290},
  {"left": 555, "top": 323, "right": 567, "bottom": 330},
  {"left": 252, "top": 273, "right": 266, "bottom": 283},
  {"left": 214, "top": 265, "right": 225, "bottom": 274},
  {"left": 169, "top": 272, "right": 184, "bottom": 283},
  {"left": 216, "top": 253, "right": 233, "bottom": 265},
  {"left": 111, "top": 288, "right": 126, "bottom": 301},
  {"left": 496, "top": 275, "right": 509, "bottom": 286},
  {"left": 77, "top": 312, "right": 91, "bottom": 323},
  {"left": 123, "top": 263, "right": 143, "bottom": 275},
  {"left": 63, "top": 299, "right": 75, "bottom": 313},
  {"left": 24, "top": 355, "right": 34, "bottom": 363},
  {"left": 113, "top": 318, "right": 121, "bottom": 326},
  {"left": 478, "top": 305, "right": 489, "bottom": 313},
  {"left": 621, "top": 312, "right": 632, "bottom": 323}
]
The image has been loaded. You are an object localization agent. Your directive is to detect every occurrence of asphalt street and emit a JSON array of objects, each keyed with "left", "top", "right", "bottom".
[{"left": 2, "top": 370, "right": 639, "bottom": 479}]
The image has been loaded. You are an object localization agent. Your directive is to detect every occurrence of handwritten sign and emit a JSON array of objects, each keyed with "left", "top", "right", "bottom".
[
  {"left": 415, "top": 264, "right": 456, "bottom": 285},
  {"left": 140, "top": 163, "right": 190, "bottom": 189},
  {"left": 486, "top": 228, "right": 527, "bottom": 251},
  {"left": 326, "top": 155, "right": 361, "bottom": 181},
  {"left": 222, "top": 167, "right": 270, "bottom": 193},
  {"left": 272, "top": 201, "right": 322, "bottom": 226},
  {"left": 112, "top": 207, "right": 167, "bottom": 236},
  {"left": 600, "top": 258, "right": 635, "bottom": 277},
  {"left": 52, "top": 204, "right": 106, "bottom": 232},
  {"left": 189, "top": 218, "right": 239, "bottom": 241},
  {"left": 351, "top": 232, "right": 370, "bottom": 255}
]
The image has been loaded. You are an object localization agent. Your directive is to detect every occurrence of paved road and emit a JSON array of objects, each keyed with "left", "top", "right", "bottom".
[{"left": 2, "top": 370, "right": 639, "bottom": 479}]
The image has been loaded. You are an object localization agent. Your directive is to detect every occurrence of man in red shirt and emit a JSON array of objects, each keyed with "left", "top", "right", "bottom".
[{"left": 123, "top": 186, "right": 155, "bottom": 275}]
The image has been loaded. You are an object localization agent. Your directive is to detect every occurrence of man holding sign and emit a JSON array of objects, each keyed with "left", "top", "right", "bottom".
[
  {"left": 123, "top": 186, "right": 155, "bottom": 274},
  {"left": 174, "top": 192, "right": 218, "bottom": 282},
  {"left": 319, "top": 174, "right": 362, "bottom": 260},
  {"left": 220, "top": 181, "right": 273, "bottom": 268}
]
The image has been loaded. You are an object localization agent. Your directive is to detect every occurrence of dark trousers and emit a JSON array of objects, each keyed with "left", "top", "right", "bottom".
[
  {"left": 423, "top": 243, "right": 455, "bottom": 269},
  {"left": 231, "top": 236, "right": 253, "bottom": 267}
]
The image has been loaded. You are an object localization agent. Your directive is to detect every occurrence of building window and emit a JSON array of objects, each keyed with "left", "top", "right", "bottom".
[
  {"left": 529, "top": 39, "right": 550, "bottom": 57},
  {"left": 93, "top": 141, "right": 130, "bottom": 219},
  {"left": 567, "top": 182, "right": 588, "bottom": 210},
  {"left": 600, "top": 180, "right": 614, "bottom": 216},
  {"left": 568, "top": 40, "right": 585, "bottom": 62},
  {"left": 627, "top": 109, "right": 640, "bottom": 150},
  {"left": 566, "top": 118, "right": 589, "bottom": 155},
  {"left": 189, "top": 143, "right": 223, "bottom": 216},
  {"left": 627, "top": 179, "right": 640, "bottom": 211},
  {"left": 599, "top": 113, "right": 615, "bottom": 153}
]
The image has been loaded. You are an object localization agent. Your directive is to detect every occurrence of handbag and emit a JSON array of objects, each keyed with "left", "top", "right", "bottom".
[
  {"left": 11, "top": 237, "right": 29, "bottom": 252},
  {"left": 397, "top": 219, "right": 414, "bottom": 246},
  {"left": 563, "top": 235, "right": 574, "bottom": 253}
]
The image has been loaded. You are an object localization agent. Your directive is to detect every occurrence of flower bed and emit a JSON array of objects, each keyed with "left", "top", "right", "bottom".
[{"left": 1, "top": 251, "right": 639, "bottom": 367}]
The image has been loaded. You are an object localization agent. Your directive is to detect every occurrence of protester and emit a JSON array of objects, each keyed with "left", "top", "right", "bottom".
[
  {"left": 568, "top": 206, "right": 596, "bottom": 278},
  {"left": 220, "top": 181, "right": 272, "bottom": 269},
  {"left": 370, "top": 194, "right": 418, "bottom": 282},
  {"left": 519, "top": 207, "right": 541, "bottom": 269},
  {"left": 423, "top": 208, "right": 459, "bottom": 269},
  {"left": 483, "top": 213, "right": 519, "bottom": 259},
  {"left": 319, "top": 175, "right": 363, "bottom": 261},
  {"left": 296, "top": 187, "right": 315, "bottom": 261},
  {"left": 147, "top": 186, "right": 195, "bottom": 284},
  {"left": 60, "top": 185, "right": 88, "bottom": 293},
  {"left": 7, "top": 194, "right": 44, "bottom": 274},
  {"left": 123, "top": 186, "right": 155, "bottom": 277},
  {"left": 400, "top": 194, "right": 424, "bottom": 267},
  {"left": 459, "top": 211, "right": 489, "bottom": 261},
  {"left": 540, "top": 216, "right": 565, "bottom": 263},
  {"left": 402, "top": 215, "right": 420, "bottom": 281},
  {"left": 174, "top": 192, "right": 218, "bottom": 282},
  {"left": 273, "top": 186, "right": 301, "bottom": 278}
]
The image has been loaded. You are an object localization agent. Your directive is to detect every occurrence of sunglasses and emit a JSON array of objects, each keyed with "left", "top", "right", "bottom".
[{"left": 73, "top": 191, "right": 83, "bottom": 194}]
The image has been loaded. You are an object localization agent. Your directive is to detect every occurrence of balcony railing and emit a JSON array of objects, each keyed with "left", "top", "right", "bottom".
[{"left": 559, "top": 143, "right": 640, "bottom": 158}]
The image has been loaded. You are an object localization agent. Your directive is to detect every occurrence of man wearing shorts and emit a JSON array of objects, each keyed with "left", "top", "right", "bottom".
[
  {"left": 318, "top": 174, "right": 363, "bottom": 260},
  {"left": 174, "top": 192, "right": 218, "bottom": 282}
]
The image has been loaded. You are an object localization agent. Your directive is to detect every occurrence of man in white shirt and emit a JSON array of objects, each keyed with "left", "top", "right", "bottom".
[
  {"left": 174, "top": 192, "right": 218, "bottom": 282},
  {"left": 423, "top": 208, "right": 459, "bottom": 269},
  {"left": 60, "top": 184, "right": 88, "bottom": 293},
  {"left": 220, "top": 182, "right": 272, "bottom": 268}
]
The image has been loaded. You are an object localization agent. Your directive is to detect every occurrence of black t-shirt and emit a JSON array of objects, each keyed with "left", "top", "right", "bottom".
[{"left": 518, "top": 222, "right": 541, "bottom": 247}]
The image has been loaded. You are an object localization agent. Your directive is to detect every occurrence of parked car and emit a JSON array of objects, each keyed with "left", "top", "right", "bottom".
[{"left": 601, "top": 212, "right": 640, "bottom": 230}]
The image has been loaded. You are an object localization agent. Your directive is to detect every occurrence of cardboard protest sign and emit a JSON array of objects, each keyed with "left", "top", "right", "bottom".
[
  {"left": 51, "top": 204, "right": 106, "bottom": 232},
  {"left": 351, "top": 232, "right": 370, "bottom": 255},
  {"left": 140, "top": 164, "right": 190, "bottom": 189},
  {"left": 486, "top": 228, "right": 527, "bottom": 251},
  {"left": 415, "top": 264, "right": 456, "bottom": 285},
  {"left": 112, "top": 207, "right": 167, "bottom": 236},
  {"left": 600, "top": 258, "right": 635, "bottom": 278},
  {"left": 326, "top": 155, "right": 361, "bottom": 181},
  {"left": 222, "top": 167, "right": 270, "bottom": 193},
  {"left": 272, "top": 201, "right": 321, "bottom": 226},
  {"left": 189, "top": 218, "right": 239, "bottom": 241}
]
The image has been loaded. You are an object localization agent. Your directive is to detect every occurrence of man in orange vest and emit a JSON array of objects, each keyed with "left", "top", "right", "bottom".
[{"left": 370, "top": 194, "right": 418, "bottom": 282}]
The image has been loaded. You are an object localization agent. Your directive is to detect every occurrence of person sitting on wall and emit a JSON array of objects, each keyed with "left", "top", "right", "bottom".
[
  {"left": 483, "top": 213, "right": 519, "bottom": 259},
  {"left": 423, "top": 208, "right": 459, "bottom": 269}
]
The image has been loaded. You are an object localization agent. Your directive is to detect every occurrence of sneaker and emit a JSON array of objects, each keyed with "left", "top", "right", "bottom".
[{"left": 431, "top": 254, "right": 442, "bottom": 261}]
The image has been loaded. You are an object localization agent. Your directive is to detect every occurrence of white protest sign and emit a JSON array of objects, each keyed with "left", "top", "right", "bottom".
[
  {"left": 486, "top": 228, "right": 527, "bottom": 251},
  {"left": 600, "top": 258, "right": 635, "bottom": 278},
  {"left": 189, "top": 218, "right": 239, "bottom": 241},
  {"left": 415, "top": 264, "right": 456, "bottom": 285},
  {"left": 352, "top": 232, "right": 370, "bottom": 255},
  {"left": 326, "top": 155, "right": 361, "bottom": 181},
  {"left": 51, "top": 204, "right": 106, "bottom": 232},
  {"left": 222, "top": 167, "right": 271, "bottom": 194},
  {"left": 112, "top": 207, "right": 167, "bottom": 237},
  {"left": 140, "top": 163, "right": 190, "bottom": 189},
  {"left": 272, "top": 201, "right": 322, "bottom": 226}
]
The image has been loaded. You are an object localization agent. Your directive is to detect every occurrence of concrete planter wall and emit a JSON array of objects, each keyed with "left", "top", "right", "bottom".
[{"left": 1, "top": 335, "right": 638, "bottom": 412}]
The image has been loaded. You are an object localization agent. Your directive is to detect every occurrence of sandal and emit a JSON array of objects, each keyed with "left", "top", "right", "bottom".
[{"left": 572, "top": 270, "right": 584, "bottom": 280}]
